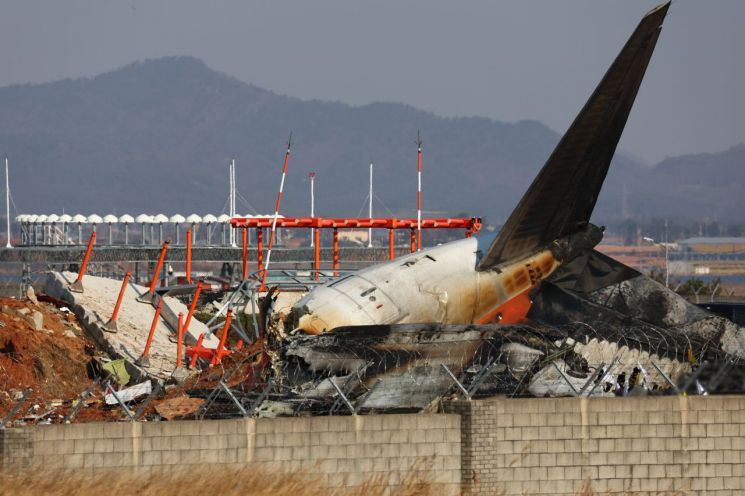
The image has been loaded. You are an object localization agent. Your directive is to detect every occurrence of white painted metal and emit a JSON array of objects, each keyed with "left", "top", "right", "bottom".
[
  {"left": 368, "top": 162, "right": 373, "bottom": 248},
  {"left": 263, "top": 144, "right": 291, "bottom": 281},
  {"left": 47, "top": 214, "right": 60, "bottom": 246},
  {"left": 5, "top": 158, "right": 10, "bottom": 248},
  {"left": 417, "top": 141, "right": 422, "bottom": 252},
  {"left": 309, "top": 172, "right": 315, "bottom": 248},
  {"left": 229, "top": 159, "right": 236, "bottom": 246},
  {"left": 38, "top": 215, "right": 48, "bottom": 244},
  {"left": 153, "top": 214, "right": 168, "bottom": 245},
  {"left": 119, "top": 214, "right": 133, "bottom": 245},
  {"left": 293, "top": 233, "right": 560, "bottom": 334},
  {"left": 217, "top": 213, "right": 231, "bottom": 246}
]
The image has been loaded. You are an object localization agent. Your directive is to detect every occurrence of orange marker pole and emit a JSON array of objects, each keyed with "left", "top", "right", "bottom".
[
  {"left": 241, "top": 228, "right": 248, "bottom": 280},
  {"left": 186, "top": 229, "right": 192, "bottom": 284},
  {"left": 389, "top": 229, "right": 395, "bottom": 260},
  {"left": 257, "top": 228, "right": 264, "bottom": 273},
  {"left": 137, "top": 298, "right": 163, "bottom": 367},
  {"left": 314, "top": 227, "right": 321, "bottom": 281},
  {"left": 189, "top": 333, "right": 205, "bottom": 368},
  {"left": 139, "top": 241, "right": 169, "bottom": 302},
  {"left": 70, "top": 231, "right": 96, "bottom": 292},
  {"left": 182, "top": 281, "right": 203, "bottom": 336},
  {"left": 211, "top": 310, "right": 233, "bottom": 366},
  {"left": 104, "top": 272, "right": 131, "bottom": 332},
  {"left": 176, "top": 312, "right": 184, "bottom": 369},
  {"left": 332, "top": 228, "right": 339, "bottom": 277}
]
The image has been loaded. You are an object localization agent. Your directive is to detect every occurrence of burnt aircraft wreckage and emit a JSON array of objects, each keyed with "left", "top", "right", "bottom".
[{"left": 249, "top": 2, "right": 745, "bottom": 412}]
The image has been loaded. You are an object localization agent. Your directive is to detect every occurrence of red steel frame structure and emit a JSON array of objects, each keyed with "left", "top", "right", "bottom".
[{"left": 231, "top": 216, "right": 481, "bottom": 280}]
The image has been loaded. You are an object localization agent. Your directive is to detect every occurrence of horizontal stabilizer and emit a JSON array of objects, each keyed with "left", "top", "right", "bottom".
[{"left": 478, "top": 2, "right": 670, "bottom": 270}]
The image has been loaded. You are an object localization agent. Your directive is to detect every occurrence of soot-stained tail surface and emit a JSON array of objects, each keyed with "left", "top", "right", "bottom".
[{"left": 478, "top": 2, "right": 670, "bottom": 270}]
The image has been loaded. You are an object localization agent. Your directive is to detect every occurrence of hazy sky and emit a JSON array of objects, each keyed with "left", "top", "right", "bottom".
[{"left": 1, "top": 1, "right": 743, "bottom": 163}]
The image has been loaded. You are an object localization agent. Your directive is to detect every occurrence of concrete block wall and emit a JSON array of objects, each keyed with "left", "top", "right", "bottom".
[
  {"left": 0, "top": 414, "right": 460, "bottom": 494},
  {"left": 446, "top": 395, "right": 745, "bottom": 495},
  {"left": 0, "top": 428, "right": 33, "bottom": 469}
]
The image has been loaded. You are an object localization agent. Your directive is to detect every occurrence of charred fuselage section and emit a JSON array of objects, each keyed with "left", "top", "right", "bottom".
[{"left": 265, "top": 248, "right": 744, "bottom": 412}]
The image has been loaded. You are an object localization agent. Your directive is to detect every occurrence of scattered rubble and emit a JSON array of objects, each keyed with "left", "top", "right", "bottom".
[
  {"left": 29, "top": 310, "right": 43, "bottom": 331},
  {"left": 0, "top": 271, "right": 231, "bottom": 427},
  {"left": 3, "top": 249, "right": 745, "bottom": 427},
  {"left": 26, "top": 286, "right": 38, "bottom": 306},
  {"left": 0, "top": 296, "right": 95, "bottom": 421}
]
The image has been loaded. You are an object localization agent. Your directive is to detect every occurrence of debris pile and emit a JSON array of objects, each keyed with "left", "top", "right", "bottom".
[
  {"left": 0, "top": 292, "right": 97, "bottom": 423},
  {"left": 0, "top": 271, "right": 228, "bottom": 427},
  {"left": 4, "top": 250, "right": 745, "bottom": 426}
]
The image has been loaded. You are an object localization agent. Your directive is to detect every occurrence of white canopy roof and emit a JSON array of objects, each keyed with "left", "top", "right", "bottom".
[
  {"left": 87, "top": 214, "right": 103, "bottom": 224},
  {"left": 15, "top": 215, "right": 27, "bottom": 222},
  {"left": 46, "top": 214, "right": 60, "bottom": 222},
  {"left": 28, "top": 215, "right": 39, "bottom": 223},
  {"left": 103, "top": 214, "right": 118, "bottom": 223},
  {"left": 217, "top": 214, "right": 231, "bottom": 223},
  {"left": 59, "top": 214, "right": 73, "bottom": 223},
  {"left": 119, "top": 214, "right": 135, "bottom": 223},
  {"left": 169, "top": 214, "right": 186, "bottom": 223},
  {"left": 202, "top": 214, "right": 217, "bottom": 223},
  {"left": 135, "top": 214, "right": 153, "bottom": 223},
  {"left": 37, "top": 215, "right": 48, "bottom": 223},
  {"left": 72, "top": 214, "right": 87, "bottom": 223},
  {"left": 186, "top": 214, "right": 202, "bottom": 223},
  {"left": 153, "top": 214, "right": 169, "bottom": 223}
]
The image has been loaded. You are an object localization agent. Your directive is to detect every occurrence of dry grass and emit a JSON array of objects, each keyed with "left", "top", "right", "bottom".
[{"left": 0, "top": 466, "right": 440, "bottom": 496}]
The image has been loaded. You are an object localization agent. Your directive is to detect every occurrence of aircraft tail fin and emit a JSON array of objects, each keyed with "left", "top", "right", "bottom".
[{"left": 478, "top": 2, "right": 670, "bottom": 270}]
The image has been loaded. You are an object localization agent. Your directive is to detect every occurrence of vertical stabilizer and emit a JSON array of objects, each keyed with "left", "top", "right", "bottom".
[{"left": 478, "top": 2, "right": 670, "bottom": 270}]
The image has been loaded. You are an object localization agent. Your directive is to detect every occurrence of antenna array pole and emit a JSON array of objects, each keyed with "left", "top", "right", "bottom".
[
  {"left": 416, "top": 132, "right": 422, "bottom": 251},
  {"left": 261, "top": 133, "right": 292, "bottom": 291},
  {"left": 368, "top": 162, "right": 373, "bottom": 248},
  {"left": 229, "top": 159, "right": 236, "bottom": 247},
  {"left": 5, "top": 158, "right": 10, "bottom": 248},
  {"left": 665, "top": 219, "right": 669, "bottom": 288},
  {"left": 309, "top": 172, "right": 316, "bottom": 248}
]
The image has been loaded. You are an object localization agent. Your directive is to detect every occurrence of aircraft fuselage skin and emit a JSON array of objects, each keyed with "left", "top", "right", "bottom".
[
  {"left": 292, "top": 223, "right": 603, "bottom": 334},
  {"left": 292, "top": 233, "right": 559, "bottom": 335}
]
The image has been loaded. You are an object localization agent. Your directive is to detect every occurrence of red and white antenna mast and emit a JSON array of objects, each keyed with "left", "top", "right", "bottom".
[
  {"left": 309, "top": 171, "right": 316, "bottom": 247},
  {"left": 229, "top": 159, "right": 236, "bottom": 246},
  {"left": 368, "top": 162, "right": 373, "bottom": 248},
  {"left": 261, "top": 133, "right": 292, "bottom": 291},
  {"left": 416, "top": 131, "right": 422, "bottom": 251}
]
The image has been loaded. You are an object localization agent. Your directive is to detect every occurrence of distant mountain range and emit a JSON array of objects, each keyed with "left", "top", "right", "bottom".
[{"left": 0, "top": 56, "right": 742, "bottom": 225}]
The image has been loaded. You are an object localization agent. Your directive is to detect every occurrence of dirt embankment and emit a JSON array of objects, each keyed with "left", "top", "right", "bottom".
[{"left": 0, "top": 295, "right": 96, "bottom": 420}]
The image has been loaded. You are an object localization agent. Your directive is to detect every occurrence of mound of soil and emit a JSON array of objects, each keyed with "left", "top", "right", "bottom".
[{"left": 0, "top": 296, "right": 96, "bottom": 420}]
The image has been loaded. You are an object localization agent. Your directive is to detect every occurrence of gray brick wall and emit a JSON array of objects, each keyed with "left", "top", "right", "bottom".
[
  {"left": 0, "top": 428, "right": 33, "bottom": 469},
  {"left": 445, "top": 395, "right": 745, "bottom": 495},
  {"left": 1, "top": 414, "right": 460, "bottom": 495}
]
